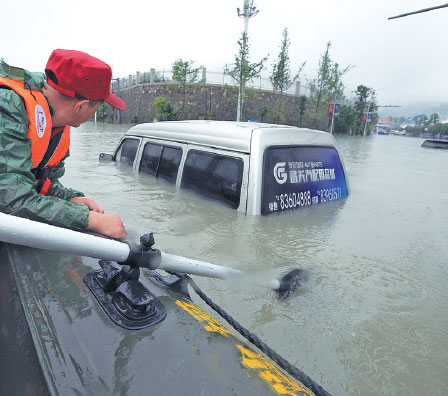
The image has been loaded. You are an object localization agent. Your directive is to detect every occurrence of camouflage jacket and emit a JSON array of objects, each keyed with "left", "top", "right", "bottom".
[{"left": 0, "top": 62, "right": 89, "bottom": 231}]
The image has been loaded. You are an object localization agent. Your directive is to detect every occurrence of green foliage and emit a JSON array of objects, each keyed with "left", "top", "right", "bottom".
[
  {"left": 406, "top": 120, "right": 448, "bottom": 137},
  {"left": 334, "top": 105, "right": 358, "bottom": 134},
  {"left": 171, "top": 59, "right": 200, "bottom": 118},
  {"left": 298, "top": 95, "right": 307, "bottom": 125},
  {"left": 428, "top": 113, "right": 439, "bottom": 124},
  {"left": 353, "top": 85, "right": 376, "bottom": 116},
  {"left": 383, "top": 112, "right": 447, "bottom": 138},
  {"left": 153, "top": 97, "right": 177, "bottom": 121},
  {"left": 404, "top": 126, "right": 423, "bottom": 136},
  {"left": 270, "top": 108, "right": 286, "bottom": 125},
  {"left": 225, "top": 32, "right": 268, "bottom": 88},
  {"left": 308, "top": 42, "right": 352, "bottom": 127},
  {"left": 260, "top": 105, "right": 271, "bottom": 122},
  {"left": 270, "top": 28, "right": 305, "bottom": 95},
  {"left": 429, "top": 122, "right": 448, "bottom": 136},
  {"left": 270, "top": 28, "right": 305, "bottom": 125},
  {"left": 172, "top": 59, "right": 200, "bottom": 87},
  {"left": 96, "top": 103, "right": 107, "bottom": 121},
  {"left": 225, "top": 32, "right": 268, "bottom": 120},
  {"left": 411, "top": 114, "right": 428, "bottom": 126},
  {"left": 222, "top": 86, "right": 239, "bottom": 104},
  {"left": 96, "top": 102, "right": 114, "bottom": 122},
  {"left": 353, "top": 85, "right": 376, "bottom": 135}
]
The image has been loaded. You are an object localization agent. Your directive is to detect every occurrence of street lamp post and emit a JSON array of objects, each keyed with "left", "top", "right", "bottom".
[
  {"left": 236, "top": 0, "right": 259, "bottom": 122},
  {"left": 112, "top": 78, "right": 121, "bottom": 124}
]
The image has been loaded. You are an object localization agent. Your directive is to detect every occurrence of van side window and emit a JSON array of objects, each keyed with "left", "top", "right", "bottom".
[
  {"left": 158, "top": 146, "right": 183, "bottom": 182},
  {"left": 139, "top": 143, "right": 182, "bottom": 184},
  {"left": 139, "top": 144, "right": 162, "bottom": 176},
  {"left": 181, "top": 150, "right": 243, "bottom": 209},
  {"left": 115, "top": 138, "right": 140, "bottom": 165}
]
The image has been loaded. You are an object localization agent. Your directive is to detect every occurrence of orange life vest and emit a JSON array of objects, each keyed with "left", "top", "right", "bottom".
[{"left": 0, "top": 77, "right": 70, "bottom": 195}]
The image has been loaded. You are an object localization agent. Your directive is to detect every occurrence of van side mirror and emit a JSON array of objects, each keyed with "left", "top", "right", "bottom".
[{"left": 99, "top": 153, "right": 114, "bottom": 162}]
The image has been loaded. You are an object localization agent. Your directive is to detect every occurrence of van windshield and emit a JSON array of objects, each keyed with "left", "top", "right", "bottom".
[
  {"left": 262, "top": 146, "right": 348, "bottom": 214},
  {"left": 115, "top": 138, "right": 140, "bottom": 165}
]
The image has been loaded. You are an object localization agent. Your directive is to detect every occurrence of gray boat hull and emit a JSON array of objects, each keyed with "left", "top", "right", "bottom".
[{"left": 1, "top": 243, "right": 312, "bottom": 396}]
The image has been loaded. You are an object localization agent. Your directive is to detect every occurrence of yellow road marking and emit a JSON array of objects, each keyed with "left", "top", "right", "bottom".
[
  {"left": 175, "top": 300, "right": 315, "bottom": 396},
  {"left": 236, "top": 345, "right": 314, "bottom": 396},
  {"left": 176, "top": 300, "right": 233, "bottom": 337}
]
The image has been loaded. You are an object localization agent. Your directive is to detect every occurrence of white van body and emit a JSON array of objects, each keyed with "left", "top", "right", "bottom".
[{"left": 110, "top": 121, "right": 349, "bottom": 215}]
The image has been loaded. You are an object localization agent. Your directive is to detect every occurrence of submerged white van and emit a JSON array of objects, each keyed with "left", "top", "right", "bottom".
[{"left": 100, "top": 121, "right": 349, "bottom": 215}]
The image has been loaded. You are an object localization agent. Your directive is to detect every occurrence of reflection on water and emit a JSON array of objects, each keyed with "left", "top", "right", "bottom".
[{"left": 65, "top": 123, "right": 448, "bottom": 396}]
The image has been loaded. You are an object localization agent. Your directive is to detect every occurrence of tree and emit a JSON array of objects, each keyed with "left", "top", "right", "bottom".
[
  {"left": 429, "top": 121, "right": 448, "bottom": 137},
  {"left": 172, "top": 58, "right": 200, "bottom": 87},
  {"left": 428, "top": 113, "right": 439, "bottom": 125},
  {"left": 260, "top": 105, "right": 271, "bottom": 122},
  {"left": 171, "top": 59, "right": 200, "bottom": 118},
  {"left": 412, "top": 114, "right": 428, "bottom": 127},
  {"left": 270, "top": 28, "right": 305, "bottom": 124},
  {"left": 270, "top": 28, "right": 305, "bottom": 95},
  {"left": 334, "top": 105, "right": 358, "bottom": 135},
  {"left": 353, "top": 85, "right": 376, "bottom": 135},
  {"left": 96, "top": 102, "right": 111, "bottom": 122},
  {"left": 153, "top": 97, "right": 177, "bottom": 121},
  {"left": 298, "top": 95, "right": 307, "bottom": 126},
  {"left": 225, "top": 32, "right": 268, "bottom": 121},
  {"left": 308, "top": 42, "right": 352, "bottom": 129}
]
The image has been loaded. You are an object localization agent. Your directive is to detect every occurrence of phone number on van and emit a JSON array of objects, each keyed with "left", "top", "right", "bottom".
[{"left": 269, "top": 188, "right": 343, "bottom": 212}]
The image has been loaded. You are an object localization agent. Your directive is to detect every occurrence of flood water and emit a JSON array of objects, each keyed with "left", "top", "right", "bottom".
[{"left": 65, "top": 122, "right": 448, "bottom": 396}]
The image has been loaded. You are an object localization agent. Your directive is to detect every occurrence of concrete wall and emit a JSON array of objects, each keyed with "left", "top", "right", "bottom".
[{"left": 112, "top": 83, "right": 313, "bottom": 127}]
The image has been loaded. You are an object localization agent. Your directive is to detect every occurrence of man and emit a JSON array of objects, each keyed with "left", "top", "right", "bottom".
[{"left": 0, "top": 49, "right": 127, "bottom": 239}]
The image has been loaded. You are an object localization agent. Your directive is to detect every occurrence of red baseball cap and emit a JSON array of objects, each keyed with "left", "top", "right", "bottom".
[{"left": 45, "top": 49, "right": 126, "bottom": 111}]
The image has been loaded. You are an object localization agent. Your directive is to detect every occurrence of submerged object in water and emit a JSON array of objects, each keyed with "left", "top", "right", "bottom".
[{"left": 421, "top": 139, "right": 448, "bottom": 149}]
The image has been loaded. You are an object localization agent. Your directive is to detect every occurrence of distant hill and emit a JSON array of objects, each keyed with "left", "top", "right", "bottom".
[{"left": 380, "top": 102, "right": 448, "bottom": 118}]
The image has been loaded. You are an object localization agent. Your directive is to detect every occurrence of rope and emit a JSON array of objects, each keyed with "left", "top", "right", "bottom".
[{"left": 188, "top": 277, "right": 334, "bottom": 396}]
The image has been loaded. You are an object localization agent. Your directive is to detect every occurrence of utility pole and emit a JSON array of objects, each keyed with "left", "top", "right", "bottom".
[
  {"left": 362, "top": 111, "right": 369, "bottom": 136},
  {"left": 112, "top": 78, "right": 122, "bottom": 124},
  {"left": 236, "top": 0, "right": 259, "bottom": 122},
  {"left": 328, "top": 102, "right": 340, "bottom": 135},
  {"left": 330, "top": 111, "right": 334, "bottom": 134}
]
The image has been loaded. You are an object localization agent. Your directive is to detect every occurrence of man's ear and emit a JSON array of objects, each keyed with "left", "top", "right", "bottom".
[{"left": 73, "top": 99, "right": 90, "bottom": 113}]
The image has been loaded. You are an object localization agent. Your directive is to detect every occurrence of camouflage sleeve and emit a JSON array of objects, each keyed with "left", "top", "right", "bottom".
[
  {"left": 0, "top": 88, "right": 90, "bottom": 231},
  {"left": 45, "top": 155, "right": 86, "bottom": 201}
]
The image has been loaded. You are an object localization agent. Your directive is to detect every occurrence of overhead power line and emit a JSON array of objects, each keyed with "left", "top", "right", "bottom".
[
  {"left": 375, "top": 105, "right": 401, "bottom": 108},
  {"left": 388, "top": 3, "right": 448, "bottom": 20}
]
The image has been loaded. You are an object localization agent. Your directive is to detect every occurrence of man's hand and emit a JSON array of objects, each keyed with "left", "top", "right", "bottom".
[
  {"left": 87, "top": 212, "right": 127, "bottom": 239},
  {"left": 70, "top": 197, "right": 104, "bottom": 213}
]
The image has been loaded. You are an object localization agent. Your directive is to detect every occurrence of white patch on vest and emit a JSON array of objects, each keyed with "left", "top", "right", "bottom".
[{"left": 35, "top": 105, "right": 46, "bottom": 138}]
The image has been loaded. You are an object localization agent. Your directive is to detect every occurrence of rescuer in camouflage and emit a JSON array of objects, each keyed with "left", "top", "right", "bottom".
[{"left": 0, "top": 50, "right": 127, "bottom": 239}]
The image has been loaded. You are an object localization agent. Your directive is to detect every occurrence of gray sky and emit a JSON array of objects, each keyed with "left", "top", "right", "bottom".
[{"left": 2, "top": 0, "right": 446, "bottom": 115}]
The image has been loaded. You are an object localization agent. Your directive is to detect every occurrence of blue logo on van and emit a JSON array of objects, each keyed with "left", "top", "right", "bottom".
[{"left": 262, "top": 146, "right": 348, "bottom": 214}]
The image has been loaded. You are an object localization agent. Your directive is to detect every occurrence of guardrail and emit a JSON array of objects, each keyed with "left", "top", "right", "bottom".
[{"left": 112, "top": 68, "right": 312, "bottom": 97}]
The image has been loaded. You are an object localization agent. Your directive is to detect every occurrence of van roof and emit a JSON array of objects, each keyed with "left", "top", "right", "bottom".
[{"left": 126, "top": 121, "right": 333, "bottom": 153}]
